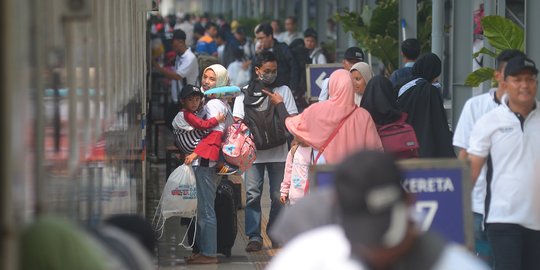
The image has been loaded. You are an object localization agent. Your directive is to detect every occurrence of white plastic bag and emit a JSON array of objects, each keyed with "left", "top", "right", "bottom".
[{"left": 153, "top": 164, "right": 197, "bottom": 244}]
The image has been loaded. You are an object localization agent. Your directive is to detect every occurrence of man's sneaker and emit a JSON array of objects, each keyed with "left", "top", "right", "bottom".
[
  {"left": 216, "top": 163, "right": 238, "bottom": 175},
  {"left": 245, "top": 241, "right": 262, "bottom": 252}
]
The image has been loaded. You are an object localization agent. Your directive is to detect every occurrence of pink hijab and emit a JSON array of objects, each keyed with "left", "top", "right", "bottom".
[{"left": 285, "top": 69, "right": 383, "bottom": 164}]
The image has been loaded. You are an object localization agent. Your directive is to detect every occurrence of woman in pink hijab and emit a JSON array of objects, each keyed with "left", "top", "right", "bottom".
[{"left": 269, "top": 69, "right": 383, "bottom": 164}]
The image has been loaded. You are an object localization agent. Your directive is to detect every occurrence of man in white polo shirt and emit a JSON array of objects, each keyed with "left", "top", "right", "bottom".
[
  {"left": 453, "top": 49, "right": 524, "bottom": 265},
  {"left": 153, "top": 29, "right": 199, "bottom": 104},
  {"left": 468, "top": 56, "right": 540, "bottom": 269}
]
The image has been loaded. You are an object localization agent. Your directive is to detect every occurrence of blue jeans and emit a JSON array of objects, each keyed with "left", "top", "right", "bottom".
[
  {"left": 194, "top": 166, "right": 220, "bottom": 256},
  {"left": 244, "top": 162, "right": 285, "bottom": 243},
  {"left": 487, "top": 223, "right": 540, "bottom": 270},
  {"left": 474, "top": 213, "right": 492, "bottom": 266}
]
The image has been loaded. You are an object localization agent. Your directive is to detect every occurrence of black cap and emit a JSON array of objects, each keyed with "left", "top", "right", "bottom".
[
  {"left": 172, "top": 29, "right": 186, "bottom": 40},
  {"left": 335, "top": 151, "right": 408, "bottom": 248},
  {"left": 344, "top": 47, "right": 365, "bottom": 62},
  {"left": 180, "top": 84, "right": 204, "bottom": 99},
  {"left": 504, "top": 56, "right": 539, "bottom": 78}
]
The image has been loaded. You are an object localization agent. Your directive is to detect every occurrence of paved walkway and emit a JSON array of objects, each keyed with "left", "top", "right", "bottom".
[{"left": 146, "top": 124, "right": 277, "bottom": 269}]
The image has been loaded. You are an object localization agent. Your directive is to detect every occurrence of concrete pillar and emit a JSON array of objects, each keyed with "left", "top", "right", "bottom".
[
  {"left": 451, "top": 0, "right": 474, "bottom": 129},
  {"left": 399, "top": 0, "right": 417, "bottom": 68},
  {"left": 525, "top": 0, "right": 540, "bottom": 98}
]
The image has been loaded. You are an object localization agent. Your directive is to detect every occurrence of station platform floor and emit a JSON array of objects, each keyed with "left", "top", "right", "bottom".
[{"left": 146, "top": 123, "right": 278, "bottom": 269}]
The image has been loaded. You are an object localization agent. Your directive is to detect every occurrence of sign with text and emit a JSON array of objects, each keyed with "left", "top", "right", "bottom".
[
  {"left": 305, "top": 63, "right": 342, "bottom": 99},
  {"left": 309, "top": 159, "right": 473, "bottom": 247}
]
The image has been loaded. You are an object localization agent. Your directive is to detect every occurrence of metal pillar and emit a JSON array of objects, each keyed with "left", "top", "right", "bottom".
[
  {"left": 398, "top": 0, "right": 417, "bottom": 68},
  {"left": 451, "top": 0, "right": 474, "bottom": 129},
  {"left": 300, "top": 0, "right": 307, "bottom": 32},
  {"left": 482, "top": 0, "right": 496, "bottom": 93},
  {"left": 232, "top": 0, "right": 238, "bottom": 20},
  {"left": 274, "top": 0, "right": 279, "bottom": 19},
  {"left": 336, "top": 0, "right": 351, "bottom": 59},
  {"left": 432, "top": 0, "right": 444, "bottom": 59},
  {"left": 347, "top": 0, "right": 358, "bottom": 47},
  {"left": 316, "top": 0, "right": 328, "bottom": 44},
  {"left": 285, "top": 0, "right": 294, "bottom": 17},
  {"left": 497, "top": 0, "right": 506, "bottom": 17},
  {"left": 525, "top": 0, "right": 540, "bottom": 98}
]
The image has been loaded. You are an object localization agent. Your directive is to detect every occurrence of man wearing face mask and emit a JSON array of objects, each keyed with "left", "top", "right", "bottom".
[{"left": 233, "top": 50, "right": 298, "bottom": 252}]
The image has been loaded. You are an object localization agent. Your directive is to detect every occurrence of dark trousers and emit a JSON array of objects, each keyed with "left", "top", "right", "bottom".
[{"left": 487, "top": 223, "right": 540, "bottom": 270}]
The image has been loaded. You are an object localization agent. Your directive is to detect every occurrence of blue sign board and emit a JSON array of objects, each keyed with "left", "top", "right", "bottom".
[
  {"left": 309, "top": 159, "right": 473, "bottom": 246},
  {"left": 305, "top": 63, "right": 342, "bottom": 99}
]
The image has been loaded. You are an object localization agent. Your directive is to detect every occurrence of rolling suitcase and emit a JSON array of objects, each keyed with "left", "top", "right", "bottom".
[{"left": 215, "top": 179, "right": 238, "bottom": 257}]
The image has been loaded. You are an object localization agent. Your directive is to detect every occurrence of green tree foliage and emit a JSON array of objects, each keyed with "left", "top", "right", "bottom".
[
  {"left": 465, "top": 15, "right": 524, "bottom": 87},
  {"left": 335, "top": 0, "right": 432, "bottom": 75}
]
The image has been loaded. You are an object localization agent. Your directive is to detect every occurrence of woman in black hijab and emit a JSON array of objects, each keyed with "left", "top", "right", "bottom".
[
  {"left": 360, "top": 75, "right": 402, "bottom": 126},
  {"left": 396, "top": 53, "right": 455, "bottom": 157}
]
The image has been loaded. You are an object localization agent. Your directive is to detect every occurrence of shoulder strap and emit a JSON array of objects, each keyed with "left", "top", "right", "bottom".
[
  {"left": 314, "top": 108, "right": 356, "bottom": 163},
  {"left": 290, "top": 142, "right": 300, "bottom": 160}
]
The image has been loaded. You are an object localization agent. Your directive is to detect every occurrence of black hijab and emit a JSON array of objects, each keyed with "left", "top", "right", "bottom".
[
  {"left": 360, "top": 75, "right": 402, "bottom": 126},
  {"left": 397, "top": 53, "right": 455, "bottom": 158},
  {"left": 412, "top": 53, "right": 441, "bottom": 83},
  {"left": 393, "top": 53, "right": 442, "bottom": 97}
]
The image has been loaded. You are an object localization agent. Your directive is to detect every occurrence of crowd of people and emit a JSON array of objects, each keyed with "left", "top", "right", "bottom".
[{"left": 148, "top": 12, "right": 540, "bottom": 270}]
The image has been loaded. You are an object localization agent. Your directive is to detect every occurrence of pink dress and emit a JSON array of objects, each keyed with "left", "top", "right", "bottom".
[{"left": 280, "top": 145, "right": 313, "bottom": 205}]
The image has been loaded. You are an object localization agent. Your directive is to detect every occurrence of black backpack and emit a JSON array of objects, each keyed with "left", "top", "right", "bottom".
[{"left": 242, "top": 83, "right": 288, "bottom": 150}]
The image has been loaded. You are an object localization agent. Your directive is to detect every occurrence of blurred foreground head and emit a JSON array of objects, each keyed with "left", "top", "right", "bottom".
[
  {"left": 19, "top": 216, "right": 107, "bottom": 270},
  {"left": 335, "top": 151, "right": 409, "bottom": 248}
]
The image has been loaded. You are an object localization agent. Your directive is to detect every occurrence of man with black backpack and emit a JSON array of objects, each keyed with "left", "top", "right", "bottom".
[{"left": 233, "top": 51, "right": 298, "bottom": 252}]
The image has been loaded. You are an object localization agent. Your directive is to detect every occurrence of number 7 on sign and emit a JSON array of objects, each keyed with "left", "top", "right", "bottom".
[{"left": 415, "top": 201, "right": 438, "bottom": 231}]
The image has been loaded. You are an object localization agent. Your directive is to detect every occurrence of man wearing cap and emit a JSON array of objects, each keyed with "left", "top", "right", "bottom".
[
  {"left": 318, "top": 47, "right": 365, "bottom": 101},
  {"left": 453, "top": 49, "right": 525, "bottom": 266},
  {"left": 468, "top": 56, "right": 540, "bottom": 269},
  {"left": 389, "top": 38, "right": 420, "bottom": 87},
  {"left": 153, "top": 29, "right": 199, "bottom": 104},
  {"left": 303, "top": 28, "right": 327, "bottom": 65},
  {"left": 268, "top": 151, "right": 488, "bottom": 270}
]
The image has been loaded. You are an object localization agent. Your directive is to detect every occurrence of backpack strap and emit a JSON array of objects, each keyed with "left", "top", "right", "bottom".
[
  {"left": 305, "top": 111, "right": 356, "bottom": 196},
  {"left": 314, "top": 108, "right": 356, "bottom": 163}
]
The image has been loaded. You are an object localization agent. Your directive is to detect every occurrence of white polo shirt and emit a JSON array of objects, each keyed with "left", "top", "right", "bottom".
[
  {"left": 468, "top": 95, "right": 540, "bottom": 230},
  {"left": 233, "top": 85, "right": 298, "bottom": 163},
  {"left": 172, "top": 49, "right": 199, "bottom": 103},
  {"left": 453, "top": 89, "right": 500, "bottom": 214}
]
